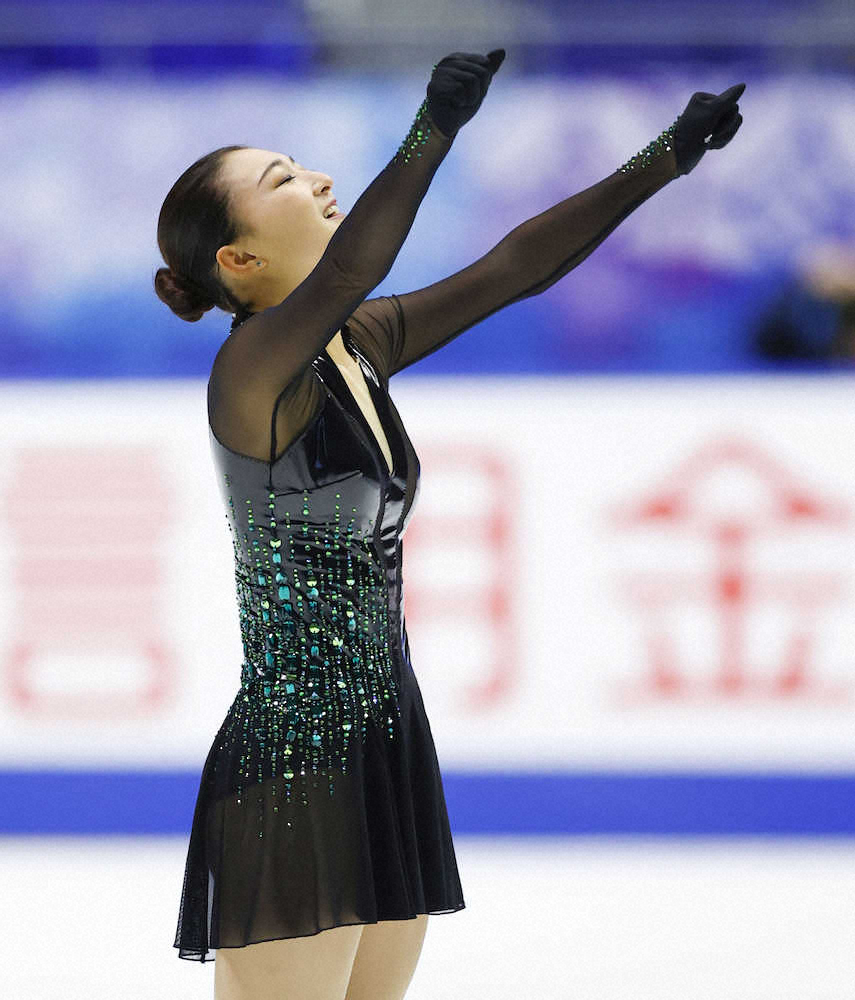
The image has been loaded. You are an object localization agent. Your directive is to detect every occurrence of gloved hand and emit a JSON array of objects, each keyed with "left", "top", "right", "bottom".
[
  {"left": 673, "top": 83, "right": 745, "bottom": 176},
  {"left": 424, "top": 49, "right": 506, "bottom": 139}
]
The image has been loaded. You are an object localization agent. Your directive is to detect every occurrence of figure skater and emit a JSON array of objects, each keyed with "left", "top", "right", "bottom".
[{"left": 154, "top": 46, "right": 744, "bottom": 1000}]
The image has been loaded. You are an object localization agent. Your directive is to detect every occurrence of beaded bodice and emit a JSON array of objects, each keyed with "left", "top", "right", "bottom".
[{"left": 208, "top": 324, "right": 420, "bottom": 803}]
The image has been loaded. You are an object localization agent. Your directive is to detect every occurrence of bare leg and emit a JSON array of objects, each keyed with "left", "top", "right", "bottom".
[
  {"left": 214, "top": 922, "right": 365, "bottom": 1000},
  {"left": 344, "top": 914, "right": 430, "bottom": 1000}
]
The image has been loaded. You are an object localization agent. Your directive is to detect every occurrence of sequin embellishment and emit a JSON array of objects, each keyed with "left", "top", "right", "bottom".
[
  {"left": 395, "top": 97, "right": 435, "bottom": 163},
  {"left": 214, "top": 477, "right": 402, "bottom": 815},
  {"left": 618, "top": 120, "right": 678, "bottom": 174}
]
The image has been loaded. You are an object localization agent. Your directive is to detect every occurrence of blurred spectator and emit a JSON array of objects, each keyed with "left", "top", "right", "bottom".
[{"left": 752, "top": 240, "right": 855, "bottom": 362}]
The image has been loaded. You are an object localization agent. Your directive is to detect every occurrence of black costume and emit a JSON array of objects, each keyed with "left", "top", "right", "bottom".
[{"left": 173, "top": 60, "right": 745, "bottom": 961}]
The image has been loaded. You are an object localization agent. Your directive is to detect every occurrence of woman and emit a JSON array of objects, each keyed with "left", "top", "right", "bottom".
[{"left": 154, "top": 48, "right": 744, "bottom": 1000}]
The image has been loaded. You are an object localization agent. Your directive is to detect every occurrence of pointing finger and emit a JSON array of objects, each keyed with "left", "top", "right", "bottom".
[
  {"left": 486, "top": 49, "right": 506, "bottom": 73},
  {"left": 718, "top": 82, "right": 746, "bottom": 104}
]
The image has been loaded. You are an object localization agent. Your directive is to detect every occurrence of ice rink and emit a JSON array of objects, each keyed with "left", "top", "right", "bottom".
[{"left": 3, "top": 835, "right": 853, "bottom": 999}]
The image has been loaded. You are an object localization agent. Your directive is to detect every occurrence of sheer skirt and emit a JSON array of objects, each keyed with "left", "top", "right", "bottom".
[{"left": 174, "top": 674, "right": 465, "bottom": 962}]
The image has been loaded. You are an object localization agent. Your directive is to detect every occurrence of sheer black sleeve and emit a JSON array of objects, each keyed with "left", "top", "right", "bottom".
[
  {"left": 347, "top": 146, "right": 677, "bottom": 376},
  {"left": 207, "top": 102, "right": 454, "bottom": 461}
]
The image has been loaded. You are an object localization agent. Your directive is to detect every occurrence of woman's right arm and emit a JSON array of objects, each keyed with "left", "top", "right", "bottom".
[
  {"left": 207, "top": 50, "right": 505, "bottom": 459},
  {"left": 211, "top": 50, "right": 505, "bottom": 390},
  {"left": 220, "top": 99, "right": 455, "bottom": 397}
]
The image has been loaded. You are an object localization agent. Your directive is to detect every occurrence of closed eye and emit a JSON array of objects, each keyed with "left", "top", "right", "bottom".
[{"left": 276, "top": 174, "right": 295, "bottom": 187}]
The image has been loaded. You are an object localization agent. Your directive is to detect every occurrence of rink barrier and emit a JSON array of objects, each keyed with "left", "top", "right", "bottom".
[{"left": 0, "top": 770, "right": 852, "bottom": 836}]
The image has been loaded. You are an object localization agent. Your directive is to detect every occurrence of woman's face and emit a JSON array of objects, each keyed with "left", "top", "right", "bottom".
[{"left": 215, "top": 147, "right": 346, "bottom": 305}]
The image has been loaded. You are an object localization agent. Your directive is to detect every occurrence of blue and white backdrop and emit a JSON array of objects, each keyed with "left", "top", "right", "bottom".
[{"left": 1, "top": 68, "right": 854, "bottom": 837}]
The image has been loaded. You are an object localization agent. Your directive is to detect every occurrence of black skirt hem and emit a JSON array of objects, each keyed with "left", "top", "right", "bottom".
[{"left": 175, "top": 903, "right": 466, "bottom": 963}]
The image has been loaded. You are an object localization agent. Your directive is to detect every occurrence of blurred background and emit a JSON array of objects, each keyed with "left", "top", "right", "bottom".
[{"left": 1, "top": 1, "right": 855, "bottom": 997}]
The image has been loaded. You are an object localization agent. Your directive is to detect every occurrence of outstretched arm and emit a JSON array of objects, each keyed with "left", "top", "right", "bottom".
[
  {"left": 385, "top": 146, "right": 677, "bottom": 374},
  {"left": 374, "top": 83, "right": 745, "bottom": 375},
  {"left": 208, "top": 51, "right": 507, "bottom": 461},
  {"left": 213, "top": 100, "right": 454, "bottom": 398},
  {"left": 214, "top": 50, "right": 507, "bottom": 398}
]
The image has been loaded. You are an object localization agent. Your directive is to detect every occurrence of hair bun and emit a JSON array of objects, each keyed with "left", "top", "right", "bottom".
[{"left": 154, "top": 266, "right": 215, "bottom": 323}]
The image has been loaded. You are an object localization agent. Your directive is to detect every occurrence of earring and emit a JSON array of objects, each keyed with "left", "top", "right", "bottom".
[{"left": 256, "top": 261, "right": 263, "bottom": 267}]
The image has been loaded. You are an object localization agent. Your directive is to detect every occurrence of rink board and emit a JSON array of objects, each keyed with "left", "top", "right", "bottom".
[{"left": 0, "top": 377, "right": 853, "bottom": 833}]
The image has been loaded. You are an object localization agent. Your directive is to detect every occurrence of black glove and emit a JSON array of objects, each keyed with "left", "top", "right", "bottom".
[
  {"left": 673, "top": 83, "right": 745, "bottom": 176},
  {"left": 424, "top": 49, "right": 506, "bottom": 139}
]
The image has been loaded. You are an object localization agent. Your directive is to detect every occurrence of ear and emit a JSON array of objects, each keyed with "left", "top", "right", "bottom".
[{"left": 216, "top": 244, "right": 258, "bottom": 278}]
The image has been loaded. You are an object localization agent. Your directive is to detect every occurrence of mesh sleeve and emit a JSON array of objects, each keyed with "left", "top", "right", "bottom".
[
  {"left": 207, "top": 102, "right": 453, "bottom": 463},
  {"left": 372, "top": 145, "right": 677, "bottom": 375}
]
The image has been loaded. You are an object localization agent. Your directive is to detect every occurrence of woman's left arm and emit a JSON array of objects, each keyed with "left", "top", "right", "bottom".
[
  {"left": 384, "top": 83, "right": 745, "bottom": 375},
  {"left": 387, "top": 147, "right": 676, "bottom": 374}
]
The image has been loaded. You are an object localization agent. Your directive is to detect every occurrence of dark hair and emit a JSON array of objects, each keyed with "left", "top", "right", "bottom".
[{"left": 154, "top": 144, "right": 255, "bottom": 326}]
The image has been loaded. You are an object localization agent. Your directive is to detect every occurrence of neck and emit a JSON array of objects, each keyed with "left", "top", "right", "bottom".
[{"left": 324, "top": 329, "right": 348, "bottom": 360}]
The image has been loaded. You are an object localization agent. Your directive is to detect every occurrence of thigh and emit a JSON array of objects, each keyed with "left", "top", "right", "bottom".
[
  {"left": 344, "top": 914, "right": 430, "bottom": 1000},
  {"left": 214, "top": 923, "right": 365, "bottom": 1000}
]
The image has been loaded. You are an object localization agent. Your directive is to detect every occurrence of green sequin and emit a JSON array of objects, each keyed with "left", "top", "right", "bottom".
[
  {"left": 217, "top": 479, "right": 402, "bottom": 812},
  {"left": 618, "top": 120, "right": 678, "bottom": 174},
  {"left": 395, "top": 98, "right": 435, "bottom": 163}
]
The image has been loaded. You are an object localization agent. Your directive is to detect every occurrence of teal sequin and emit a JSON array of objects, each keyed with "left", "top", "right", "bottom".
[
  {"left": 395, "top": 98, "right": 435, "bottom": 164},
  {"left": 618, "top": 120, "right": 678, "bottom": 174},
  {"left": 219, "top": 484, "right": 402, "bottom": 814}
]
